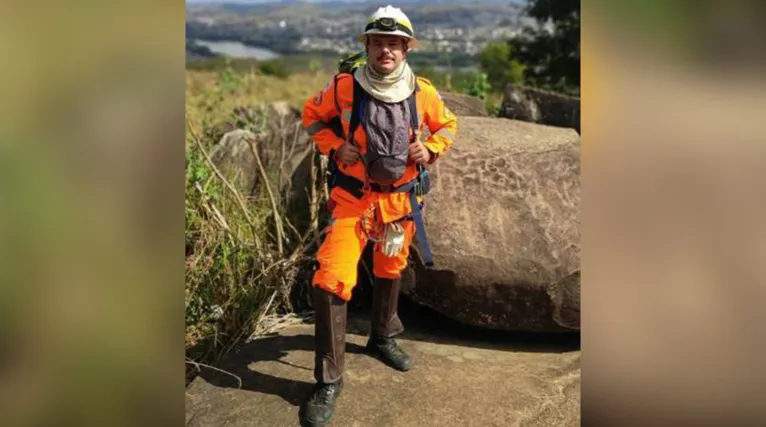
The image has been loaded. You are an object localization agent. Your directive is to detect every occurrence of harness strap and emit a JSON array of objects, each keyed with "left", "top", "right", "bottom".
[
  {"left": 407, "top": 82, "right": 426, "bottom": 174},
  {"left": 407, "top": 189, "right": 434, "bottom": 267},
  {"left": 407, "top": 86, "right": 419, "bottom": 143},
  {"left": 348, "top": 77, "right": 366, "bottom": 142},
  {"left": 327, "top": 168, "right": 434, "bottom": 267},
  {"left": 325, "top": 74, "right": 433, "bottom": 267}
]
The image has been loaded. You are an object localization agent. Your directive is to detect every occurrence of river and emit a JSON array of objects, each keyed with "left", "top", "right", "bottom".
[
  {"left": 191, "top": 38, "right": 479, "bottom": 74},
  {"left": 191, "top": 39, "right": 281, "bottom": 60}
]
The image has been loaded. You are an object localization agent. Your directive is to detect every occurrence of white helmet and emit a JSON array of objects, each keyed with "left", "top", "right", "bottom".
[{"left": 358, "top": 5, "right": 420, "bottom": 48}]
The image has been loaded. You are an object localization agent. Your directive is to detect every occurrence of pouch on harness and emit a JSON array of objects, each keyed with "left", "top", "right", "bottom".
[{"left": 324, "top": 53, "right": 435, "bottom": 267}]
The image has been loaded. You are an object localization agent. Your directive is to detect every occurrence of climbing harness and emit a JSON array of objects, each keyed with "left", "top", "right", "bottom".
[{"left": 326, "top": 76, "right": 435, "bottom": 267}]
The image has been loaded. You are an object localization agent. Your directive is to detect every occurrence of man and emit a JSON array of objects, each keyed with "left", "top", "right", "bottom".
[{"left": 300, "top": 5, "right": 457, "bottom": 426}]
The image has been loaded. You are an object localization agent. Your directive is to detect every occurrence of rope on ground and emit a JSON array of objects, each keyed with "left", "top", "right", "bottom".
[
  {"left": 251, "top": 311, "right": 316, "bottom": 338},
  {"left": 185, "top": 358, "right": 242, "bottom": 388}
]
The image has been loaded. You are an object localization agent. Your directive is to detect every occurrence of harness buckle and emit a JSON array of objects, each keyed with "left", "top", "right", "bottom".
[
  {"left": 414, "top": 181, "right": 424, "bottom": 197},
  {"left": 361, "top": 177, "right": 372, "bottom": 195}
]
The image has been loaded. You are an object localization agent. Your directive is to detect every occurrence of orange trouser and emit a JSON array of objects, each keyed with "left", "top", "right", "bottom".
[{"left": 312, "top": 213, "right": 416, "bottom": 302}]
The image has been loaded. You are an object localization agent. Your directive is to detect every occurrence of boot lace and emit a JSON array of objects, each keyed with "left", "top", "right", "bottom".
[
  {"left": 313, "top": 383, "right": 337, "bottom": 405},
  {"left": 389, "top": 341, "right": 403, "bottom": 356},
  {"left": 381, "top": 339, "right": 405, "bottom": 359}
]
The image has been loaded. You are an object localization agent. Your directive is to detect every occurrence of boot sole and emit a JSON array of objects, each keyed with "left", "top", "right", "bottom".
[
  {"left": 299, "top": 409, "right": 334, "bottom": 427},
  {"left": 299, "top": 418, "right": 330, "bottom": 427}
]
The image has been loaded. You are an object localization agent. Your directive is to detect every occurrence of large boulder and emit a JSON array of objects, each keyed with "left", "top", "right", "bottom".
[
  {"left": 208, "top": 103, "right": 313, "bottom": 205},
  {"left": 500, "top": 84, "right": 580, "bottom": 133},
  {"left": 209, "top": 129, "right": 260, "bottom": 198},
  {"left": 400, "top": 116, "right": 580, "bottom": 332},
  {"left": 440, "top": 92, "right": 488, "bottom": 117}
]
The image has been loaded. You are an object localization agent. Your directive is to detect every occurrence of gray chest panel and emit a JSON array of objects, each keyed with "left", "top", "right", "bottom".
[{"left": 362, "top": 97, "right": 412, "bottom": 184}]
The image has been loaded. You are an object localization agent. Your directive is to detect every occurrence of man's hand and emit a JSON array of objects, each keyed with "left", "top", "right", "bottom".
[
  {"left": 408, "top": 141, "right": 431, "bottom": 164},
  {"left": 336, "top": 141, "right": 360, "bottom": 166}
]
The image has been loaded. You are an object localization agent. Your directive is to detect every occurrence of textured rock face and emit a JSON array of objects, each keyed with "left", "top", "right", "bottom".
[
  {"left": 401, "top": 116, "right": 581, "bottom": 332},
  {"left": 209, "top": 129, "right": 260, "bottom": 198},
  {"left": 440, "top": 92, "right": 489, "bottom": 117},
  {"left": 500, "top": 84, "right": 580, "bottom": 133},
  {"left": 207, "top": 104, "right": 581, "bottom": 332},
  {"left": 208, "top": 104, "right": 313, "bottom": 203}
]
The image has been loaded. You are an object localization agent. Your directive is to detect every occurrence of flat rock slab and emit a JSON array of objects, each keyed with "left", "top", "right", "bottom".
[{"left": 186, "top": 305, "right": 580, "bottom": 427}]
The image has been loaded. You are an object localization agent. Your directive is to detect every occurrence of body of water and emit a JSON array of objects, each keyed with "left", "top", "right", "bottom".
[{"left": 192, "top": 39, "right": 281, "bottom": 60}]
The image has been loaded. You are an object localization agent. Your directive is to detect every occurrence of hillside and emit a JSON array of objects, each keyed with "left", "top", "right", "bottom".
[
  {"left": 186, "top": 1, "right": 531, "bottom": 58},
  {"left": 186, "top": 70, "right": 334, "bottom": 135}
]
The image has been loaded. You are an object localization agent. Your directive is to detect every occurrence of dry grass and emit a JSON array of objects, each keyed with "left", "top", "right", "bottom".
[
  {"left": 186, "top": 69, "right": 333, "bottom": 134},
  {"left": 185, "top": 67, "right": 332, "bottom": 383}
]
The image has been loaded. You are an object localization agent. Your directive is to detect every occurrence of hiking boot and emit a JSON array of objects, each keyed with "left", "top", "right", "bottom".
[
  {"left": 301, "top": 379, "right": 344, "bottom": 426},
  {"left": 367, "top": 276, "right": 411, "bottom": 371},
  {"left": 365, "top": 334, "right": 412, "bottom": 371}
]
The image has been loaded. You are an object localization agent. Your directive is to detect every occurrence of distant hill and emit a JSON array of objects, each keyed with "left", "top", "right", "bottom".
[
  {"left": 187, "top": 0, "right": 525, "bottom": 6},
  {"left": 186, "top": 0, "right": 528, "bottom": 66}
]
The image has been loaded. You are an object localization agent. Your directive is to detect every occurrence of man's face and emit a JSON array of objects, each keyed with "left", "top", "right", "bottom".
[{"left": 366, "top": 34, "right": 408, "bottom": 74}]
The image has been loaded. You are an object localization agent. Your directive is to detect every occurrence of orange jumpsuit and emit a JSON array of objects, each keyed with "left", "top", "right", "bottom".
[{"left": 302, "top": 72, "right": 457, "bottom": 301}]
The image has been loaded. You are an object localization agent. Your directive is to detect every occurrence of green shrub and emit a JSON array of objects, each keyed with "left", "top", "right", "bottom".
[
  {"left": 258, "top": 60, "right": 290, "bottom": 79},
  {"left": 217, "top": 61, "right": 241, "bottom": 94},
  {"left": 477, "top": 41, "right": 525, "bottom": 92},
  {"left": 467, "top": 72, "right": 491, "bottom": 100}
]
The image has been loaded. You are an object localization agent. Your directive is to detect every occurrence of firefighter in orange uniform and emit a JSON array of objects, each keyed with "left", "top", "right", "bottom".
[{"left": 300, "top": 5, "right": 457, "bottom": 426}]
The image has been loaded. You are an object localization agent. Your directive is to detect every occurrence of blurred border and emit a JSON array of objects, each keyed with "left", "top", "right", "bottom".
[
  {"left": 583, "top": 0, "right": 766, "bottom": 426},
  {"left": 3, "top": 0, "right": 766, "bottom": 426},
  {"left": 0, "top": 1, "right": 185, "bottom": 426}
]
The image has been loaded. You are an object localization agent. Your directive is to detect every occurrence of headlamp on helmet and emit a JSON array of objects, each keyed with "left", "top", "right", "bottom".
[
  {"left": 358, "top": 6, "right": 420, "bottom": 48},
  {"left": 365, "top": 17, "right": 414, "bottom": 37},
  {"left": 376, "top": 17, "right": 396, "bottom": 31}
]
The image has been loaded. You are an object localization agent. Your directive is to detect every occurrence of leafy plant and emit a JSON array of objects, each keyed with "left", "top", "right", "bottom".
[
  {"left": 477, "top": 41, "right": 525, "bottom": 91},
  {"left": 509, "top": 0, "right": 580, "bottom": 96},
  {"left": 467, "top": 72, "right": 491, "bottom": 100},
  {"left": 217, "top": 60, "right": 241, "bottom": 94}
]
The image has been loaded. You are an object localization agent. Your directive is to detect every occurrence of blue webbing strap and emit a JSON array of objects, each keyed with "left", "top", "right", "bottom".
[{"left": 408, "top": 188, "right": 433, "bottom": 267}]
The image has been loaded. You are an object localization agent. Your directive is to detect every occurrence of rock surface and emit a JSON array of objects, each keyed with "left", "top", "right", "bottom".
[
  {"left": 401, "top": 116, "right": 580, "bottom": 332},
  {"left": 186, "top": 303, "right": 580, "bottom": 427},
  {"left": 440, "top": 92, "right": 489, "bottom": 117},
  {"left": 499, "top": 84, "right": 580, "bottom": 133},
  {"left": 209, "top": 129, "right": 260, "bottom": 198},
  {"left": 209, "top": 104, "right": 313, "bottom": 202}
]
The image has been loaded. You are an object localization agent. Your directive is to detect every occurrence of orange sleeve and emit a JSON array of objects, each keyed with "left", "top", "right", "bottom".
[
  {"left": 302, "top": 75, "right": 347, "bottom": 156},
  {"left": 419, "top": 80, "right": 458, "bottom": 163}
]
